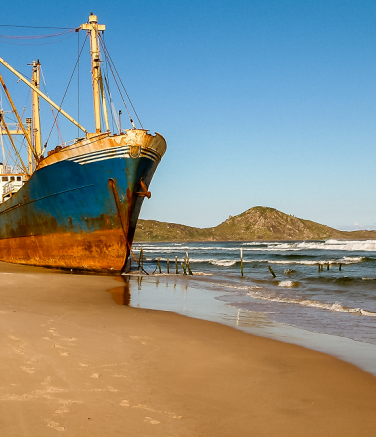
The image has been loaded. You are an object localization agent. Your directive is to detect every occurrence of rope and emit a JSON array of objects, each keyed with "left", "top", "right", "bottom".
[
  {"left": 0, "top": 29, "right": 75, "bottom": 39},
  {"left": 108, "top": 178, "right": 149, "bottom": 275},
  {"left": 0, "top": 34, "right": 75, "bottom": 46},
  {"left": 98, "top": 34, "right": 143, "bottom": 129},
  {"left": 97, "top": 36, "right": 134, "bottom": 127},
  {"left": 102, "top": 50, "right": 117, "bottom": 133},
  {"left": 0, "top": 29, "right": 75, "bottom": 46},
  {"left": 20, "top": 104, "right": 27, "bottom": 122},
  {"left": 127, "top": 241, "right": 149, "bottom": 275},
  {"left": 0, "top": 25, "right": 76, "bottom": 30},
  {"left": 40, "top": 66, "right": 63, "bottom": 144},
  {"left": 0, "top": 93, "right": 28, "bottom": 162},
  {"left": 0, "top": 129, "right": 23, "bottom": 169},
  {"left": 43, "top": 33, "right": 88, "bottom": 150}
]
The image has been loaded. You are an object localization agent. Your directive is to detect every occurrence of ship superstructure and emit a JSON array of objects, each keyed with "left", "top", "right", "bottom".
[{"left": 0, "top": 166, "right": 26, "bottom": 203}]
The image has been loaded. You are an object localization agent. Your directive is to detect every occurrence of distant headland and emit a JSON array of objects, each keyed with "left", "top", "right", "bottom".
[{"left": 134, "top": 206, "right": 376, "bottom": 242}]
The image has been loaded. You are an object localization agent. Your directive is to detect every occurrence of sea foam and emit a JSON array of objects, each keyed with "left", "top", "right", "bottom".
[{"left": 209, "top": 281, "right": 376, "bottom": 317}]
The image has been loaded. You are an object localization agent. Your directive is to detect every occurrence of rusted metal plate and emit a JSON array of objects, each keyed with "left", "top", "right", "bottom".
[{"left": 0, "top": 228, "right": 127, "bottom": 271}]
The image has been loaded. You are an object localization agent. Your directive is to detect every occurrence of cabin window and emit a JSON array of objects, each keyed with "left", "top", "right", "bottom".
[
  {"left": 17, "top": 177, "right": 21, "bottom": 181},
  {"left": 10, "top": 177, "right": 15, "bottom": 181},
  {"left": 2, "top": 177, "right": 8, "bottom": 181}
]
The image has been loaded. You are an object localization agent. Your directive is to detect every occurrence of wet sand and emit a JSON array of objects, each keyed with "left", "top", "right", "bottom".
[{"left": 1, "top": 263, "right": 376, "bottom": 436}]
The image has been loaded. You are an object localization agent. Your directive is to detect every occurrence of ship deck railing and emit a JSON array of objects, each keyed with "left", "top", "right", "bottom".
[
  {"left": 3, "top": 181, "right": 22, "bottom": 196},
  {"left": 0, "top": 165, "right": 24, "bottom": 175}
]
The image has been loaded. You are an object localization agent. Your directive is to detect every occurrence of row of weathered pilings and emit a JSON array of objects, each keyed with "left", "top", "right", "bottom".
[
  {"left": 137, "top": 250, "right": 194, "bottom": 275},
  {"left": 135, "top": 247, "right": 343, "bottom": 277}
]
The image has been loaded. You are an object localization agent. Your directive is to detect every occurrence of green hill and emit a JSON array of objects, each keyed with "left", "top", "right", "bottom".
[
  {"left": 134, "top": 219, "right": 214, "bottom": 242},
  {"left": 134, "top": 206, "right": 376, "bottom": 242}
]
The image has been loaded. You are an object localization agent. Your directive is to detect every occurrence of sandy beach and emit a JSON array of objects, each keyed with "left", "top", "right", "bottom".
[{"left": 1, "top": 262, "right": 376, "bottom": 436}]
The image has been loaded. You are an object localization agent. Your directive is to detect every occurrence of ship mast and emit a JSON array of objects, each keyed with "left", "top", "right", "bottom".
[
  {"left": 31, "top": 60, "right": 42, "bottom": 157},
  {"left": 81, "top": 13, "right": 109, "bottom": 134},
  {"left": 0, "top": 72, "right": 36, "bottom": 171},
  {"left": 26, "top": 118, "right": 33, "bottom": 173}
]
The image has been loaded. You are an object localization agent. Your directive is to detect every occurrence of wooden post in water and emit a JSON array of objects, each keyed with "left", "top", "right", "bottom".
[
  {"left": 167, "top": 258, "right": 170, "bottom": 274},
  {"left": 339, "top": 263, "right": 342, "bottom": 271},
  {"left": 175, "top": 256, "right": 179, "bottom": 274},
  {"left": 327, "top": 263, "right": 330, "bottom": 271},
  {"left": 185, "top": 252, "right": 193, "bottom": 275},
  {"left": 181, "top": 262, "right": 187, "bottom": 275},
  {"left": 318, "top": 263, "right": 321, "bottom": 273},
  {"left": 140, "top": 247, "right": 144, "bottom": 271},
  {"left": 240, "top": 249, "right": 244, "bottom": 277},
  {"left": 184, "top": 257, "right": 193, "bottom": 275},
  {"left": 157, "top": 258, "right": 162, "bottom": 274},
  {"left": 268, "top": 265, "right": 276, "bottom": 278}
]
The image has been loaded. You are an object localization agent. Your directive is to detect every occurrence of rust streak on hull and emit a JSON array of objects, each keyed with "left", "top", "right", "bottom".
[{"left": 0, "top": 228, "right": 127, "bottom": 272}]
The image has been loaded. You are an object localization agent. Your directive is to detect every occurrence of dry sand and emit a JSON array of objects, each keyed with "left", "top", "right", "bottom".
[{"left": 0, "top": 262, "right": 375, "bottom": 436}]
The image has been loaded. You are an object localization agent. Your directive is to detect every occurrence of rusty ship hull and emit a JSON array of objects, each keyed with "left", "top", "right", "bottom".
[{"left": 0, "top": 129, "right": 166, "bottom": 272}]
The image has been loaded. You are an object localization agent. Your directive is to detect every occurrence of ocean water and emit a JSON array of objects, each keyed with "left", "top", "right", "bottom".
[{"left": 132, "top": 240, "right": 376, "bottom": 346}]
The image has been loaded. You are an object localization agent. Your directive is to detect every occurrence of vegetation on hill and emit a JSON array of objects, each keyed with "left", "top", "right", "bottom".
[{"left": 134, "top": 206, "right": 376, "bottom": 242}]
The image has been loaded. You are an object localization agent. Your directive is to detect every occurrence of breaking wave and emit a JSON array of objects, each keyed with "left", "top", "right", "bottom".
[
  {"left": 143, "top": 256, "right": 366, "bottom": 267},
  {"left": 134, "top": 240, "right": 376, "bottom": 254},
  {"left": 265, "top": 256, "right": 364, "bottom": 266},
  {"left": 239, "top": 240, "right": 376, "bottom": 252},
  {"left": 243, "top": 289, "right": 376, "bottom": 316},
  {"left": 208, "top": 281, "right": 376, "bottom": 317},
  {"left": 210, "top": 259, "right": 237, "bottom": 267},
  {"left": 278, "top": 281, "right": 299, "bottom": 288}
]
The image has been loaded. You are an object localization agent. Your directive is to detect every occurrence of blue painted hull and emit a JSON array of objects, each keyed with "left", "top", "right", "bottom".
[{"left": 0, "top": 130, "right": 166, "bottom": 272}]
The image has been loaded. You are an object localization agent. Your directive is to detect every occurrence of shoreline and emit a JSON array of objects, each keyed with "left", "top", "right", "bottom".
[
  {"left": 1, "top": 262, "right": 376, "bottom": 435},
  {"left": 124, "top": 273, "right": 376, "bottom": 376}
]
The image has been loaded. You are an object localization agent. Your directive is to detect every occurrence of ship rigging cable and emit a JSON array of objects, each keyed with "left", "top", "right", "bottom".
[
  {"left": 98, "top": 33, "right": 143, "bottom": 129},
  {"left": 40, "top": 66, "right": 64, "bottom": 145},
  {"left": 0, "top": 35, "right": 75, "bottom": 46},
  {"left": 0, "top": 86, "right": 30, "bottom": 168},
  {"left": 0, "top": 29, "right": 75, "bottom": 39},
  {"left": 101, "top": 53, "right": 120, "bottom": 133},
  {"left": 0, "top": 25, "right": 76, "bottom": 29},
  {"left": 0, "top": 29, "right": 76, "bottom": 46},
  {"left": 0, "top": 119, "right": 16, "bottom": 167},
  {"left": 43, "top": 33, "right": 88, "bottom": 152}
]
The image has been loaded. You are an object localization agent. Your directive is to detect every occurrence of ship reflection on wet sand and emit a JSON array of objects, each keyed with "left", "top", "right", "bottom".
[{"left": 107, "top": 276, "right": 131, "bottom": 305}]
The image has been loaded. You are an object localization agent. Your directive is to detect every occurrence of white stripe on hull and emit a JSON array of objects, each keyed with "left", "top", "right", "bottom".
[{"left": 67, "top": 145, "right": 160, "bottom": 165}]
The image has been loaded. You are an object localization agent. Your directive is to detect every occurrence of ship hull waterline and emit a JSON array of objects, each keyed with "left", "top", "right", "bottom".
[{"left": 0, "top": 129, "right": 166, "bottom": 272}]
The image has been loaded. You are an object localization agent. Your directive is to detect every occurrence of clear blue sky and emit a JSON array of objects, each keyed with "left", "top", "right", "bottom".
[{"left": 1, "top": 0, "right": 376, "bottom": 230}]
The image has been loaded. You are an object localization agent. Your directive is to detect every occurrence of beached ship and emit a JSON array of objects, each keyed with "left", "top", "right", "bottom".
[{"left": 0, "top": 14, "right": 166, "bottom": 272}]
